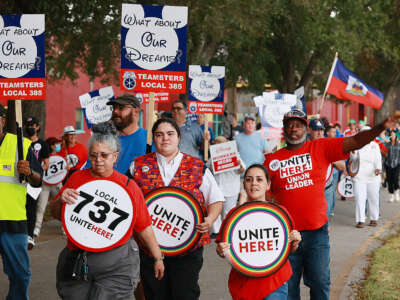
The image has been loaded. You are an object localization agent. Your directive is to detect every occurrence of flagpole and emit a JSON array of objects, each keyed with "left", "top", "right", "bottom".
[{"left": 318, "top": 52, "right": 338, "bottom": 115}]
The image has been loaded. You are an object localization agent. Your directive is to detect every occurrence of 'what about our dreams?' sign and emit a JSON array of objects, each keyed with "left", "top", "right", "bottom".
[
  {"left": 79, "top": 87, "right": 114, "bottom": 128},
  {"left": 0, "top": 14, "right": 46, "bottom": 100},
  {"left": 121, "top": 4, "right": 187, "bottom": 93},
  {"left": 188, "top": 65, "right": 225, "bottom": 114}
]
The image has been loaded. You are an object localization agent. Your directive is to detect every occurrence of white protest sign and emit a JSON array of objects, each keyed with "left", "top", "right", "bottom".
[
  {"left": 188, "top": 65, "right": 225, "bottom": 114},
  {"left": 255, "top": 92, "right": 297, "bottom": 128},
  {"left": 0, "top": 14, "right": 46, "bottom": 99},
  {"left": 121, "top": 4, "right": 188, "bottom": 93},
  {"left": 337, "top": 176, "right": 354, "bottom": 198},
  {"left": 63, "top": 179, "right": 134, "bottom": 252},
  {"left": 79, "top": 86, "right": 113, "bottom": 128},
  {"left": 210, "top": 141, "right": 240, "bottom": 174},
  {"left": 145, "top": 187, "right": 204, "bottom": 256},
  {"left": 43, "top": 155, "right": 67, "bottom": 185}
]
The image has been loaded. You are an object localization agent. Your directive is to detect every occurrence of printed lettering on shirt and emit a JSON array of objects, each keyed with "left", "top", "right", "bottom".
[{"left": 279, "top": 153, "right": 312, "bottom": 178}]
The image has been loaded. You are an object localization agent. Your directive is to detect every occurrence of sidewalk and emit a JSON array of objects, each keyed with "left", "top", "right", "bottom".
[{"left": 1, "top": 188, "right": 400, "bottom": 299}]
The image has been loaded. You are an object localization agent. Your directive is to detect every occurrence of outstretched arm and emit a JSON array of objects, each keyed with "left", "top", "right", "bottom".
[{"left": 342, "top": 116, "right": 397, "bottom": 154}]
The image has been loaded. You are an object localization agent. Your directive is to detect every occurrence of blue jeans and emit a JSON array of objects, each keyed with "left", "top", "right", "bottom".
[
  {"left": 325, "top": 172, "right": 339, "bottom": 219},
  {"left": 0, "top": 232, "right": 31, "bottom": 300},
  {"left": 263, "top": 282, "right": 288, "bottom": 300},
  {"left": 288, "top": 223, "right": 330, "bottom": 300}
]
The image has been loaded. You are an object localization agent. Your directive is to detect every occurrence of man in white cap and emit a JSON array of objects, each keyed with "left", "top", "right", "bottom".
[{"left": 59, "top": 125, "right": 88, "bottom": 181}]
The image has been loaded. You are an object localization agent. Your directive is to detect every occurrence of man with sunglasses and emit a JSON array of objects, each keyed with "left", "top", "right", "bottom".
[{"left": 264, "top": 109, "right": 396, "bottom": 300}]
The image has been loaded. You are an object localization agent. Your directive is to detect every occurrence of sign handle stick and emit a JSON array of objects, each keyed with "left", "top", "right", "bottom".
[
  {"left": 146, "top": 92, "right": 155, "bottom": 153},
  {"left": 204, "top": 114, "right": 210, "bottom": 161},
  {"left": 15, "top": 100, "right": 25, "bottom": 183}
]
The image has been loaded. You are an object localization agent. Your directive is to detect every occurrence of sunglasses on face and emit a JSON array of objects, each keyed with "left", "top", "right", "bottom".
[{"left": 89, "top": 152, "right": 116, "bottom": 160}]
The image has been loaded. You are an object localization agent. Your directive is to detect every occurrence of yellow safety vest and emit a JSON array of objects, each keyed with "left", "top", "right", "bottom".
[{"left": 0, "top": 133, "right": 31, "bottom": 221}]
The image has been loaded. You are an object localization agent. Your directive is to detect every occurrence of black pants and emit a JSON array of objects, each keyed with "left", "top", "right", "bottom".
[
  {"left": 25, "top": 195, "right": 37, "bottom": 238},
  {"left": 386, "top": 165, "right": 400, "bottom": 194},
  {"left": 140, "top": 247, "right": 204, "bottom": 300}
]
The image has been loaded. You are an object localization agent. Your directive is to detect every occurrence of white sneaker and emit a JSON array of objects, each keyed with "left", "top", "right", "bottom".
[
  {"left": 396, "top": 190, "right": 400, "bottom": 202},
  {"left": 28, "top": 236, "right": 35, "bottom": 250},
  {"left": 33, "top": 228, "right": 40, "bottom": 237},
  {"left": 389, "top": 194, "right": 395, "bottom": 202}
]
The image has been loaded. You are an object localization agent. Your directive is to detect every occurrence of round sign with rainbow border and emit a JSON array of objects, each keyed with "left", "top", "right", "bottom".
[
  {"left": 145, "top": 187, "right": 204, "bottom": 256},
  {"left": 220, "top": 201, "right": 293, "bottom": 278}
]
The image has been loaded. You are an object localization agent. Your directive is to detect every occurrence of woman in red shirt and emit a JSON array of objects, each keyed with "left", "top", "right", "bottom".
[
  {"left": 52, "top": 122, "right": 164, "bottom": 299},
  {"left": 216, "top": 164, "right": 301, "bottom": 300}
]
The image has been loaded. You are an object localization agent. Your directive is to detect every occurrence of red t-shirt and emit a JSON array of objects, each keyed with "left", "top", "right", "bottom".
[
  {"left": 59, "top": 143, "right": 88, "bottom": 171},
  {"left": 58, "top": 169, "right": 151, "bottom": 251},
  {"left": 264, "top": 138, "right": 349, "bottom": 231}
]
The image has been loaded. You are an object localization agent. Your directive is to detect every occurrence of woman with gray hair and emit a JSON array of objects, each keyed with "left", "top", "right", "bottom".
[{"left": 52, "top": 122, "right": 164, "bottom": 299}]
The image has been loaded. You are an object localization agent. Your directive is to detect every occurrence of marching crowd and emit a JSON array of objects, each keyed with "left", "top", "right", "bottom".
[{"left": 0, "top": 96, "right": 397, "bottom": 300}]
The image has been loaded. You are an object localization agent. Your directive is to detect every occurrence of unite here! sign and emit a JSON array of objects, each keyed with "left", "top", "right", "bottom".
[
  {"left": 0, "top": 14, "right": 46, "bottom": 100},
  {"left": 210, "top": 141, "right": 240, "bottom": 175},
  {"left": 120, "top": 4, "right": 187, "bottom": 94}
]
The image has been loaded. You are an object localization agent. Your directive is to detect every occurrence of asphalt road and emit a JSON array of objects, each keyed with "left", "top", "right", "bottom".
[{"left": 1, "top": 187, "right": 400, "bottom": 300}]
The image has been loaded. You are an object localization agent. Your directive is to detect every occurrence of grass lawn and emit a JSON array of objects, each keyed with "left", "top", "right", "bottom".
[{"left": 356, "top": 226, "right": 400, "bottom": 299}]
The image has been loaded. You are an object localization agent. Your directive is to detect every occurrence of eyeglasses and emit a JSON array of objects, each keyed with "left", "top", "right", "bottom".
[
  {"left": 172, "top": 106, "right": 185, "bottom": 112},
  {"left": 89, "top": 152, "right": 116, "bottom": 160}
]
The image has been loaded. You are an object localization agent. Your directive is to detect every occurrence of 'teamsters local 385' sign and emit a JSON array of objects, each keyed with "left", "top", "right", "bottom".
[
  {"left": 0, "top": 14, "right": 46, "bottom": 100},
  {"left": 120, "top": 4, "right": 187, "bottom": 94}
]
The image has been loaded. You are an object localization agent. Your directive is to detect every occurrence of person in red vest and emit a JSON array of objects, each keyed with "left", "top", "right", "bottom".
[{"left": 129, "top": 117, "right": 224, "bottom": 300}]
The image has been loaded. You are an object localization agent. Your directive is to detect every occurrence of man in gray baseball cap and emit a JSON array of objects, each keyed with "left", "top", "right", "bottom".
[
  {"left": 105, "top": 94, "right": 148, "bottom": 174},
  {"left": 106, "top": 94, "right": 141, "bottom": 109}
]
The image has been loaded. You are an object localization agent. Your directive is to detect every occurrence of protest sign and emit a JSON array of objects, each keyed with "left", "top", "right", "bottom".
[
  {"left": 220, "top": 201, "right": 293, "bottom": 278},
  {"left": 62, "top": 179, "right": 134, "bottom": 252},
  {"left": 294, "top": 86, "right": 307, "bottom": 114},
  {"left": 337, "top": 176, "right": 354, "bottom": 198},
  {"left": 43, "top": 155, "right": 67, "bottom": 185},
  {"left": 0, "top": 14, "right": 46, "bottom": 100},
  {"left": 121, "top": 4, "right": 187, "bottom": 93},
  {"left": 187, "top": 65, "right": 225, "bottom": 114},
  {"left": 210, "top": 141, "right": 240, "bottom": 174},
  {"left": 79, "top": 86, "right": 114, "bottom": 128},
  {"left": 255, "top": 92, "right": 297, "bottom": 129},
  {"left": 135, "top": 92, "right": 169, "bottom": 104},
  {"left": 145, "top": 187, "right": 204, "bottom": 256}
]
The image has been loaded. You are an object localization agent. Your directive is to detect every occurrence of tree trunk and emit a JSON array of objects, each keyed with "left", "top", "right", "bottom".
[{"left": 375, "top": 85, "right": 398, "bottom": 124}]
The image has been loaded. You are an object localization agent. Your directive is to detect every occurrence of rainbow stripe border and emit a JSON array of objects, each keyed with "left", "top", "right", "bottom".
[
  {"left": 220, "top": 201, "right": 293, "bottom": 278},
  {"left": 145, "top": 187, "right": 204, "bottom": 256}
]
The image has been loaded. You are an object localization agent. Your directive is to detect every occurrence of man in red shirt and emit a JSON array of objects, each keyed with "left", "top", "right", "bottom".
[{"left": 264, "top": 109, "right": 395, "bottom": 300}]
